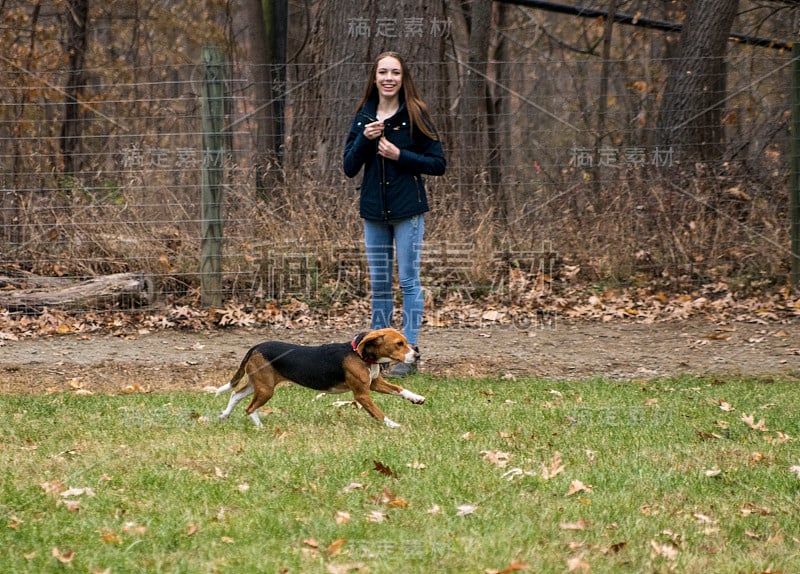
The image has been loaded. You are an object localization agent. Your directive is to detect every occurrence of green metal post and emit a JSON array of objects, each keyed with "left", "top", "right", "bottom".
[
  {"left": 791, "top": 45, "right": 800, "bottom": 291},
  {"left": 200, "top": 46, "right": 225, "bottom": 307}
]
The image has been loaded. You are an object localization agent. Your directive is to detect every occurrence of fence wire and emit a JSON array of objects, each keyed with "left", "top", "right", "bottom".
[{"left": 0, "top": 53, "right": 794, "bottom": 313}]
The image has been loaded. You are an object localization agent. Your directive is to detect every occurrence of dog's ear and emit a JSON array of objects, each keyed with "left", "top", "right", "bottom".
[{"left": 357, "top": 331, "right": 384, "bottom": 359}]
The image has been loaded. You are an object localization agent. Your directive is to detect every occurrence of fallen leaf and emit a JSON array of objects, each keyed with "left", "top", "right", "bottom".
[
  {"left": 326, "top": 538, "right": 347, "bottom": 556},
  {"left": 650, "top": 540, "right": 678, "bottom": 560},
  {"left": 566, "top": 556, "right": 591, "bottom": 572},
  {"left": 59, "top": 499, "right": 81, "bottom": 512},
  {"left": 541, "top": 452, "right": 565, "bottom": 480},
  {"left": 502, "top": 467, "right": 536, "bottom": 481},
  {"left": 711, "top": 398, "right": 735, "bottom": 412},
  {"left": 60, "top": 487, "right": 95, "bottom": 498},
  {"left": 120, "top": 383, "right": 150, "bottom": 394},
  {"left": 387, "top": 497, "right": 409, "bottom": 509},
  {"left": 122, "top": 522, "right": 147, "bottom": 535},
  {"left": 373, "top": 460, "right": 398, "bottom": 479},
  {"left": 7, "top": 516, "right": 23, "bottom": 529},
  {"left": 366, "top": 510, "right": 388, "bottom": 523},
  {"left": 100, "top": 530, "right": 122, "bottom": 544},
  {"left": 186, "top": 524, "right": 199, "bottom": 536},
  {"left": 740, "top": 502, "right": 773, "bottom": 516},
  {"left": 741, "top": 413, "right": 768, "bottom": 431},
  {"left": 335, "top": 511, "right": 351, "bottom": 524},
  {"left": 567, "top": 480, "right": 592, "bottom": 496},
  {"left": 704, "top": 467, "right": 723, "bottom": 478},
  {"left": 692, "top": 512, "right": 716, "bottom": 525},
  {"left": 608, "top": 541, "right": 627, "bottom": 553},
  {"left": 560, "top": 518, "right": 590, "bottom": 530},
  {"left": 789, "top": 465, "right": 800, "bottom": 479},
  {"left": 371, "top": 486, "right": 400, "bottom": 506},
  {"left": 456, "top": 504, "right": 478, "bottom": 516},
  {"left": 40, "top": 480, "right": 65, "bottom": 495},
  {"left": 342, "top": 482, "right": 364, "bottom": 493},
  {"left": 51, "top": 547, "right": 74, "bottom": 564},
  {"left": 326, "top": 563, "right": 367, "bottom": 574},
  {"left": 480, "top": 449, "right": 511, "bottom": 468},
  {"left": 303, "top": 538, "right": 320, "bottom": 548},
  {"left": 486, "top": 560, "right": 530, "bottom": 573}
]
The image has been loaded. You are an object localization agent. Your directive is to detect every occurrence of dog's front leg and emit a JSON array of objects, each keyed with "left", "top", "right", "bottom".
[
  {"left": 349, "top": 383, "right": 400, "bottom": 428},
  {"left": 371, "top": 377, "right": 426, "bottom": 404}
]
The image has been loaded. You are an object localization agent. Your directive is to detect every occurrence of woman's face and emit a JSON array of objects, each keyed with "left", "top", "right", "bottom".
[{"left": 375, "top": 56, "right": 403, "bottom": 100}]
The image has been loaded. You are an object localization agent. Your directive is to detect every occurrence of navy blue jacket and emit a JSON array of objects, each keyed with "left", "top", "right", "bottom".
[{"left": 343, "top": 95, "right": 446, "bottom": 221}]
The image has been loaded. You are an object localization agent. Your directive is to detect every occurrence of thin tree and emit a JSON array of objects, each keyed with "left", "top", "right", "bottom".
[{"left": 61, "top": 0, "right": 89, "bottom": 178}]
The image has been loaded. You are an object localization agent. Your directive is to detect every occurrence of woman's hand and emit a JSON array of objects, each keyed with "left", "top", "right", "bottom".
[
  {"left": 363, "top": 120, "right": 384, "bottom": 140},
  {"left": 377, "top": 136, "right": 400, "bottom": 161}
]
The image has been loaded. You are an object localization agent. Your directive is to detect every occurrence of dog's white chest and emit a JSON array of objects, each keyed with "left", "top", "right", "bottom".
[{"left": 369, "top": 363, "right": 381, "bottom": 382}]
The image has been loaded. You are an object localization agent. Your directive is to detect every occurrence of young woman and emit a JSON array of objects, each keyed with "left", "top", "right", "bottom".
[{"left": 343, "top": 52, "right": 446, "bottom": 377}]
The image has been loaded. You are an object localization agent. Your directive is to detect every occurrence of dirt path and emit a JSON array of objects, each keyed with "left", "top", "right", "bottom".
[{"left": 1, "top": 319, "right": 799, "bottom": 395}]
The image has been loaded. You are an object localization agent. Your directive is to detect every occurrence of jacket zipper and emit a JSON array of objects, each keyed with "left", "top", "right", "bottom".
[
  {"left": 381, "top": 154, "right": 388, "bottom": 219},
  {"left": 379, "top": 118, "right": 388, "bottom": 219}
]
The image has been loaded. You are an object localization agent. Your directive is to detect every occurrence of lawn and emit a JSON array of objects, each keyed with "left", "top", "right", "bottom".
[{"left": 1, "top": 375, "right": 799, "bottom": 573}]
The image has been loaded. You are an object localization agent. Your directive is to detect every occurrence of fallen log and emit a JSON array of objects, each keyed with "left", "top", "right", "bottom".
[{"left": 0, "top": 272, "right": 155, "bottom": 313}]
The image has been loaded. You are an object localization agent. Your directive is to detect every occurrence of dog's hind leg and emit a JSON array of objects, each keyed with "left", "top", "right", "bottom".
[
  {"left": 243, "top": 364, "right": 278, "bottom": 428},
  {"left": 219, "top": 384, "right": 253, "bottom": 421},
  {"left": 243, "top": 384, "right": 274, "bottom": 428}
]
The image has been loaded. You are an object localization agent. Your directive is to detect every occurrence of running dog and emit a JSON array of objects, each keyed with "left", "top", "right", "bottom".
[{"left": 215, "top": 328, "right": 424, "bottom": 428}]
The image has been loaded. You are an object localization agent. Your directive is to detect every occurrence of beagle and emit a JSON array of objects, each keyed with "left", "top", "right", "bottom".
[{"left": 215, "top": 328, "right": 424, "bottom": 428}]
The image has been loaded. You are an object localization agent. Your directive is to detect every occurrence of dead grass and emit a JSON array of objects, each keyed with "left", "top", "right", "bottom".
[{"left": 0, "top": 163, "right": 790, "bottom": 307}]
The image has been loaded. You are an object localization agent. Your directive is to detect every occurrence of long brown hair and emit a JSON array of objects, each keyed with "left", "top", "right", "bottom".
[{"left": 356, "top": 51, "right": 439, "bottom": 141}]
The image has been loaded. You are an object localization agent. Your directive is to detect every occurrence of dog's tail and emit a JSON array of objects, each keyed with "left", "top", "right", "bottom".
[{"left": 215, "top": 346, "right": 257, "bottom": 396}]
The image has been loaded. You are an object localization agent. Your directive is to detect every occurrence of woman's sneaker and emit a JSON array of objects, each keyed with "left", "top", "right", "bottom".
[{"left": 385, "top": 346, "right": 419, "bottom": 378}]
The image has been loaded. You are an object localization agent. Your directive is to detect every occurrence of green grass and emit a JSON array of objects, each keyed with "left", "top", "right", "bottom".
[{"left": 2, "top": 375, "right": 800, "bottom": 573}]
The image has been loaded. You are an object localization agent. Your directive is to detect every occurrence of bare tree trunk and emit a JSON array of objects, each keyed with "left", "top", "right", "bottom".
[
  {"left": 61, "top": 0, "right": 89, "bottom": 178},
  {"left": 593, "top": 0, "right": 617, "bottom": 194},
  {"left": 459, "top": 0, "right": 492, "bottom": 189},
  {"left": 489, "top": 2, "right": 509, "bottom": 226},
  {"left": 237, "top": 0, "right": 279, "bottom": 200},
  {"left": 657, "top": 0, "right": 739, "bottom": 162}
]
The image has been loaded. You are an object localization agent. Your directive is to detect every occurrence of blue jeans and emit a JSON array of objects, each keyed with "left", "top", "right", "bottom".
[{"left": 363, "top": 215, "right": 424, "bottom": 346}]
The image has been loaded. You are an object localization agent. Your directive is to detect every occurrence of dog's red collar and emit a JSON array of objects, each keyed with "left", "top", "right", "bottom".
[{"left": 351, "top": 337, "right": 378, "bottom": 364}]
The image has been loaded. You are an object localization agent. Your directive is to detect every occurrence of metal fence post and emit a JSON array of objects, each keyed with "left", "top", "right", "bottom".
[
  {"left": 789, "top": 45, "right": 800, "bottom": 291},
  {"left": 200, "top": 45, "right": 225, "bottom": 307},
  {"left": 791, "top": 44, "right": 800, "bottom": 291}
]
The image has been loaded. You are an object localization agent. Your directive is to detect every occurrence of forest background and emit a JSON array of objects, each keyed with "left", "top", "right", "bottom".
[{"left": 1, "top": 0, "right": 799, "bottom": 324}]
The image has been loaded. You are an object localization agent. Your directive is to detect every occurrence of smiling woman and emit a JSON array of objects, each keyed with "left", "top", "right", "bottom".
[{"left": 342, "top": 52, "right": 446, "bottom": 378}]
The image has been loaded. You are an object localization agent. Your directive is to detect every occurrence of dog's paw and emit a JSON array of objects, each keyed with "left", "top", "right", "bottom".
[
  {"left": 399, "top": 389, "right": 425, "bottom": 404},
  {"left": 383, "top": 416, "right": 401, "bottom": 429}
]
